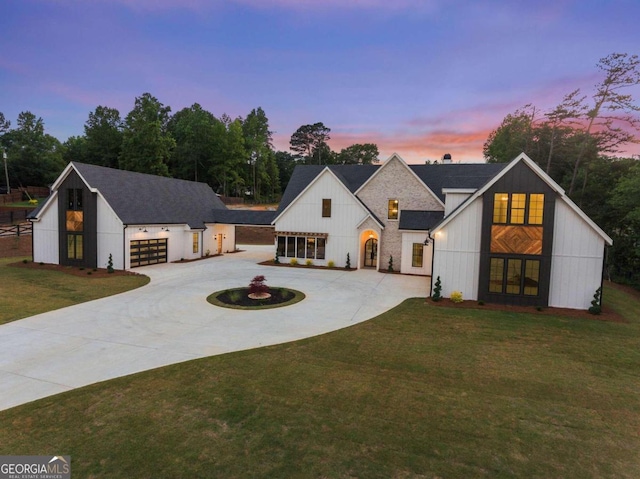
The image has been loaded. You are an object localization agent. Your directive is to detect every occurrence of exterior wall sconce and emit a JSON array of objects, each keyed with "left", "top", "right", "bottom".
[
  {"left": 161, "top": 227, "right": 170, "bottom": 232},
  {"left": 369, "top": 233, "right": 374, "bottom": 239},
  {"left": 139, "top": 227, "right": 148, "bottom": 232}
]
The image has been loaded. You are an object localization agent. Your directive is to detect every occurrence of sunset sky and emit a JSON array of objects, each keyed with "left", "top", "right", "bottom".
[{"left": 1, "top": 0, "right": 639, "bottom": 163}]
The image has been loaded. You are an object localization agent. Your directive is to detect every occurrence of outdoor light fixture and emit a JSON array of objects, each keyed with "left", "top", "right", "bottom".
[
  {"left": 369, "top": 233, "right": 374, "bottom": 239},
  {"left": 139, "top": 227, "right": 148, "bottom": 232},
  {"left": 161, "top": 227, "right": 170, "bottom": 232}
]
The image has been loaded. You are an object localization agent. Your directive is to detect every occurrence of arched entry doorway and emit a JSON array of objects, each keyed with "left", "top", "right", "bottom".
[{"left": 364, "top": 237, "right": 378, "bottom": 268}]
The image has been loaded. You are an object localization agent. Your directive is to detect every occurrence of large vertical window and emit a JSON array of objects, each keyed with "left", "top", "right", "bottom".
[
  {"left": 322, "top": 199, "right": 331, "bottom": 218},
  {"left": 316, "top": 238, "right": 326, "bottom": 260},
  {"left": 412, "top": 243, "right": 424, "bottom": 268},
  {"left": 66, "top": 188, "right": 84, "bottom": 260},
  {"left": 510, "top": 194, "right": 526, "bottom": 224},
  {"left": 306, "top": 237, "right": 316, "bottom": 258},
  {"left": 277, "top": 236, "right": 286, "bottom": 256},
  {"left": 528, "top": 194, "right": 544, "bottom": 225},
  {"left": 493, "top": 194, "right": 508, "bottom": 223},
  {"left": 524, "top": 260, "right": 540, "bottom": 296},
  {"left": 505, "top": 259, "right": 522, "bottom": 294},
  {"left": 193, "top": 233, "right": 199, "bottom": 254},
  {"left": 296, "top": 237, "right": 306, "bottom": 258},
  {"left": 489, "top": 258, "right": 504, "bottom": 293},
  {"left": 388, "top": 199, "right": 399, "bottom": 220}
]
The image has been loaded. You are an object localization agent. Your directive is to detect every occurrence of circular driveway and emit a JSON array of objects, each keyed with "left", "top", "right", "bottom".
[{"left": 0, "top": 245, "right": 428, "bottom": 411}]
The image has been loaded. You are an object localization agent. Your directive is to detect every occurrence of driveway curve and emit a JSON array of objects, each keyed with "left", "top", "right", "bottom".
[{"left": 0, "top": 245, "right": 427, "bottom": 411}]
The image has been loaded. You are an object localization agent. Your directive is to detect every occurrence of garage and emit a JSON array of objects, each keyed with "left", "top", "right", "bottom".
[{"left": 130, "top": 239, "right": 168, "bottom": 267}]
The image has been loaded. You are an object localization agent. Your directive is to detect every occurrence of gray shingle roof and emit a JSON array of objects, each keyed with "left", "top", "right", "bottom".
[
  {"left": 72, "top": 162, "right": 227, "bottom": 228},
  {"left": 410, "top": 163, "right": 507, "bottom": 201},
  {"left": 211, "top": 209, "right": 276, "bottom": 225},
  {"left": 277, "top": 162, "right": 507, "bottom": 216},
  {"left": 399, "top": 210, "right": 445, "bottom": 231}
]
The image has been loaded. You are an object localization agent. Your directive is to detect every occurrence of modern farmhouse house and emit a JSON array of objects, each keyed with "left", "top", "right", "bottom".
[
  {"left": 30, "top": 153, "right": 612, "bottom": 310},
  {"left": 28, "top": 162, "right": 272, "bottom": 270},
  {"left": 272, "top": 153, "right": 612, "bottom": 310}
]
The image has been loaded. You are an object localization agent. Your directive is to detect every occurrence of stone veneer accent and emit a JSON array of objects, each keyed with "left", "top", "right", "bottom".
[{"left": 357, "top": 156, "right": 443, "bottom": 271}]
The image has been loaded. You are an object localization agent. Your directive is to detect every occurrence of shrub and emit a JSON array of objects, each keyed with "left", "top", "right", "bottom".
[
  {"left": 274, "top": 251, "right": 280, "bottom": 264},
  {"left": 107, "top": 253, "right": 114, "bottom": 273},
  {"left": 305, "top": 259, "right": 313, "bottom": 266},
  {"left": 87, "top": 271, "right": 92, "bottom": 275},
  {"left": 327, "top": 260, "right": 335, "bottom": 268},
  {"left": 290, "top": 258, "right": 298, "bottom": 266},
  {"left": 346, "top": 253, "right": 351, "bottom": 269},
  {"left": 432, "top": 276, "right": 442, "bottom": 302},
  {"left": 450, "top": 291, "right": 463, "bottom": 303},
  {"left": 228, "top": 290, "right": 242, "bottom": 303},
  {"left": 205, "top": 249, "right": 210, "bottom": 257},
  {"left": 589, "top": 286, "right": 602, "bottom": 315},
  {"left": 536, "top": 306, "right": 544, "bottom": 312},
  {"left": 388, "top": 255, "right": 394, "bottom": 272},
  {"left": 79, "top": 267, "right": 85, "bottom": 271},
  {"left": 249, "top": 275, "right": 269, "bottom": 296},
  {"left": 478, "top": 300, "right": 485, "bottom": 306},
  {"left": 22, "top": 259, "right": 28, "bottom": 264}
]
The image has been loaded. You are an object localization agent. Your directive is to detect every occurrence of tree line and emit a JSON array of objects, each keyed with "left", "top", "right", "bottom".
[
  {"left": 0, "top": 96, "right": 379, "bottom": 202},
  {"left": 483, "top": 53, "right": 640, "bottom": 288}
]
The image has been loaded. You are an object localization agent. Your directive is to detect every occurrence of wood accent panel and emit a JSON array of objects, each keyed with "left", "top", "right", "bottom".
[{"left": 490, "top": 225, "right": 543, "bottom": 255}]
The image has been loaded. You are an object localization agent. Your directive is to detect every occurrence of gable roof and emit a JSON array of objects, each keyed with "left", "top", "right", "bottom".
[
  {"left": 430, "top": 153, "right": 613, "bottom": 245},
  {"left": 272, "top": 166, "right": 383, "bottom": 228},
  {"left": 276, "top": 157, "right": 507, "bottom": 225},
  {"left": 409, "top": 163, "right": 507, "bottom": 202},
  {"left": 34, "top": 162, "right": 228, "bottom": 229},
  {"left": 354, "top": 153, "right": 444, "bottom": 207}
]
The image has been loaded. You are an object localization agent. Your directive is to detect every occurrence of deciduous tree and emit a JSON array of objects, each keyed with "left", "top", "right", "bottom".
[{"left": 119, "top": 93, "right": 175, "bottom": 176}]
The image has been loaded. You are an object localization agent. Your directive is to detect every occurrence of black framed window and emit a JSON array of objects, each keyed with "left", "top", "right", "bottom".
[
  {"left": 388, "top": 199, "right": 399, "bottom": 220},
  {"left": 493, "top": 193, "right": 545, "bottom": 225},
  {"left": 412, "top": 243, "right": 423, "bottom": 267},
  {"left": 322, "top": 199, "right": 331, "bottom": 218},
  {"left": 489, "top": 257, "right": 541, "bottom": 297}
]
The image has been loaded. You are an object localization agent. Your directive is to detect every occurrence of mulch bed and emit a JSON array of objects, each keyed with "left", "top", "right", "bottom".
[
  {"left": 259, "top": 260, "right": 354, "bottom": 271},
  {"left": 426, "top": 296, "right": 625, "bottom": 322},
  {"left": 8, "top": 260, "right": 143, "bottom": 278},
  {"left": 216, "top": 287, "right": 296, "bottom": 307}
]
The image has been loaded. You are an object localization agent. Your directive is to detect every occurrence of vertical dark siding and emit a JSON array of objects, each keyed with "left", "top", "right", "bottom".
[
  {"left": 478, "top": 162, "right": 556, "bottom": 307},
  {"left": 57, "top": 170, "right": 98, "bottom": 268}
]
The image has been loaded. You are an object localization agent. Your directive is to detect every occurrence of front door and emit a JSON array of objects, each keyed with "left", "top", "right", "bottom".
[
  {"left": 217, "top": 234, "right": 223, "bottom": 254},
  {"left": 364, "top": 238, "right": 378, "bottom": 268}
]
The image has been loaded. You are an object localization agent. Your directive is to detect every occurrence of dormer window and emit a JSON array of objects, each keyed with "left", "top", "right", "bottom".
[{"left": 388, "top": 199, "right": 399, "bottom": 220}]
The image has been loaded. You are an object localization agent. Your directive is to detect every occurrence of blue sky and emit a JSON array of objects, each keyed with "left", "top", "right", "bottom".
[{"left": 1, "top": 0, "right": 639, "bottom": 163}]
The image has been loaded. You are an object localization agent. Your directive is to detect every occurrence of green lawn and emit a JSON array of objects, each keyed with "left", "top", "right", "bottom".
[
  {"left": 1, "top": 285, "right": 638, "bottom": 478},
  {"left": 0, "top": 257, "right": 150, "bottom": 324}
]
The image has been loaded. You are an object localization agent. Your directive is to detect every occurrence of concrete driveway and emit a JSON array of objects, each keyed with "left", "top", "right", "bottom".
[{"left": 0, "top": 245, "right": 428, "bottom": 411}]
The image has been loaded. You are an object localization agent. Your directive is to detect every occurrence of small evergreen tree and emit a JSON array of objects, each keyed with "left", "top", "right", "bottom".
[
  {"left": 388, "top": 255, "right": 394, "bottom": 272},
  {"left": 432, "top": 276, "right": 442, "bottom": 302},
  {"left": 107, "top": 253, "right": 114, "bottom": 273},
  {"left": 588, "top": 286, "right": 602, "bottom": 315},
  {"left": 274, "top": 250, "right": 280, "bottom": 264},
  {"left": 346, "top": 253, "right": 351, "bottom": 269}
]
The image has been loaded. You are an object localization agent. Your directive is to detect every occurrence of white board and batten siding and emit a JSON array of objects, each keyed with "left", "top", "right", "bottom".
[
  {"left": 96, "top": 194, "right": 125, "bottom": 270},
  {"left": 432, "top": 197, "right": 484, "bottom": 300},
  {"left": 443, "top": 189, "right": 475, "bottom": 216},
  {"left": 32, "top": 194, "right": 59, "bottom": 265},
  {"left": 549, "top": 198, "right": 607, "bottom": 310},
  {"left": 400, "top": 232, "right": 433, "bottom": 276},
  {"left": 204, "top": 224, "right": 236, "bottom": 255},
  {"left": 275, "top": 170, "right": 365, "bottom": 267}
]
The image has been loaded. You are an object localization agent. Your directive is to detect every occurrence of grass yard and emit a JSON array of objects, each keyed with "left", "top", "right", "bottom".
[
  {"left": 0, "top": 285, "right": 638, "bottom": 478},
  {"left": 0, "top": 257, "right": 150, "bottom": 324}
]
